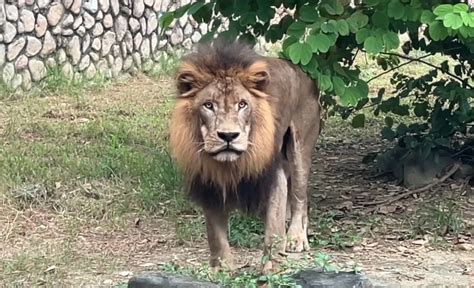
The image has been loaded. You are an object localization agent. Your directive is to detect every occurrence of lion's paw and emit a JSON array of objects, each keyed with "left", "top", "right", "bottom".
[{"left": 286, "top": 227, "right": 310, "bottom": 252}]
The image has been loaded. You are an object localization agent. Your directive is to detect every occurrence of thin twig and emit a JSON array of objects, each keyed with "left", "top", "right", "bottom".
[
  {"left": 365, "top": 163, "right": 461, "bottom": 213},
  {"left": 367, "top": 54, "right": 432, "bottom": 83},
  {"left": 374, "top": 51, "right": 474, "bottom": 89}
]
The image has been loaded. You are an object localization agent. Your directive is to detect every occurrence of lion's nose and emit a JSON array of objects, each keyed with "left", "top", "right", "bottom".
[{"left": 217, "top": 132, "right": 240, "bottom": 142}]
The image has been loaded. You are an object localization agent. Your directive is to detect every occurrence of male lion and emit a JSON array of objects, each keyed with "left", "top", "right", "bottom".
[{"left": 169, "top": 40, "right": 321, "bottom": 271}]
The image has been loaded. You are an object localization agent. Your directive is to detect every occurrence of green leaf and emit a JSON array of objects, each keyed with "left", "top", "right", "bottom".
[
  {"left": 173, "top": 4, "right": 192, "bottom": 18},
  {"left": 308, "top": 33, "right": 332, "bottom": 53},
  {"left": 340, "top": 87, "right": 358, "bottom": 106},
  {"left": 428, "top": 21, "right": 448, "bottom": 41},
  {"left": 159, "top": 12, "right": 175, "bottom": 29},
  {"left": 383, "top": 31, "right": 400, "bottom": 50},
  {"left": 381, "top": 127, "right": 396, "bottom": 140},
  {"left": 384, "top": 116, "right": 394, "bottom": 128},
  {"left": 192, "top": 3, "right": 213, "bottom": 23},
  {"left": 322, "top": 0, "right": 344, "bottom": 16},
  {"left": 433, "top": 4, "right": 453, "bottom": 17},
  {"left": 287, "top": 21, "right": 307, "bottom": 38},
  {"left": 364, "top": 0, "right": 380, "bottom": 7},
  {"left": 300, "top": 43, "right": 313, "bottom": 65},
  {"left": 288, "top": 42, "right": 303, "bottom": 64},
  {"left": 355, "top": 80, "right": 369, "bottom": 99},
  {"left": 332, "top": 76, "right": 346, "bottom": 96},
  {"left": 364, "top": 36, "right": 384, "bottom": 54},
  {"left": 318, "top": 74, "right": 333, "bottom": 92},
  {"left": 420, "top": 10, "right": 436, "bottom": 24},
  {"left": 240, "top": 12, "right": 257, "bottom": 26},
  {"left": 352, "top": 114, "right": 365, "bottom": 128},
  {"left": 188, "top": 2, "right": 205, "bottom": 15},
  {"left": 348, "top": 11, "right": 369, "bottom": 29},
  {"left": 299, "top": 5, "right": 319, "bottom": 22},
  {"left": 453, "top": 3, "right": 468, "bottom": 14},
  {"left": 443, "top": 13, "right": 463, "bottom": 29},
  {"left": 321, "top": 20, "right": 338, "bottom": 33},
  {"left": 282, "top": 36, "right": 298, "bottom": 51},
  {"left": 372, "top": 10, "right": 389, "bottom": 29},
  {"left": 336, "top": 20, "right": 349, "bottom": 36},
  {"left": 356, "top": 28, "right": 371, "bottom": 44},
  {"left": 387, "top": 0, "right": 405, "bottom": 20},
  {"left": 466, "top": 13, "right": 474, "bottom": 28}
]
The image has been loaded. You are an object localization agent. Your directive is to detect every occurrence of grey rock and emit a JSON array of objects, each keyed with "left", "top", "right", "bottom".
[
  {"left": 52, "top": 25, "right": 62, "bottom": 35},
  {"left": 142, "top": 59, "right": 154, "bottom": 72},
  {"left": 45, "top": 57, "right": 56, "bottom": 68},
  {"left": 129, "top": 18, "right": 140, "bottom": 33},
  {"left": 140, "top": 37, "right": 150, "bottom": 59},
  {"left": 62, "top": 28, "right": 74, "bottom": 36},
  {"left": 7, "top": 37, "right": 26, "bottom": 61},
  {"left": 96, "top": 59, "right": 109, "bottom": 76},
  {"left": 76, "top": 26, "right": 85, "bottom": 36},
  {"left": 57, "top": 48, "right": 67, "bottom": 63},
  {"left": 128, "top": 272, "right": 220, "bottom": 288},
  {"left": 91, "top": 38, "right": 101, "bottom": 51},
  {"left": 96, "top": 10, "right": 103, "bottom": 20},
  {"left": 74, "top": 71, "right": 82, "bottom": 82},
  {"left": 111, "top": 56, "right": 122, "bottom": 76},
  {"left": 20, "top": 9, "right": 35, "bottom": 32},
  {"left": 170, "top": 27, "right": 183, "bottom": 45},
  {"left": 6, "top": 5, "right": 18, "bottom": 21},
  {"left": 107, "top": 54, "right": 114, "bottom": 65},
  {"left": 67, "top": 35, "right": 81, "bottom": 65},
  {"left": 25, "top": 0, "right": 35, "bottom": 5},
  {"left": 25, "top": 36, "right": 42, "bottom": 57},
  {"left": 123, "top": 56, "right": 133, "bottom": 70},
  {"left": 121, "top": 0, "right": 129, "bottom": 6},
  {"left": 0, "top": 45, "right": 5, "bottom": 66},
  {"left": 101, "top": 31, "right": 116, "bottom": 56},
  {"left": 183, "top": 23, "right": 193, "bottom": 36},
  {"left": 152, "top": 0, "right": 160, "bottom": 12},
  {"left": 110, "top": 0, "right": 119, "bottom": 16},
  {"left": 38, "top": 0, "right": 51, "bottom": 9},
  {"left": 3, "top": 22, "right": 17, "bottom": 43},
  {"left": 103, "top": 13, "right": 113, "bottom": 28},
  {"left": 47, "top": 2, "right": 64, "bottom": 26},
  {"left": 61, "top": 13, "right": 74, "bottom": 27},
  {"left": 0, "top": 4, "right": 5, "bottom": 26},
  {"left": 112, "top": 44, "right": 120, "bottom": 57},
  {"left": 35, "top": 14, "right": 48, "bottom": 37},
  {"left": 41, "top": 31, "right": 56, "bottom": 56},
  {"left": 11, "top": 73, "right": 22, "bottom": 89},
  {"left": 159, "top": 0, "right": 170, "bottom": 11},
  {"left": 28, "top": 59, "right": 47, "bottom": 81},
  {"left": 147, "top": 12, "right": 157, "bottom": 35},
  {"left": 158, "top": 39, "right": 167, "bottom": 49},
  {"left": 72, "top": 15, "right": 82, "bottom": 29},
  {"left": 133, "top": 33, "right": 142, "bottom": 50},
  {"left": 61, "top": 62, "right": 74, "bottom": 79},
  {"left": 293, "top": 270, "right": 374, "bottom": 288},
  {"left": 21, "top": 70, "right": 32, "bottom": 90},
  {"left": 83, "top": 12, "right": 95, "bottom": 29},
  {"left": 182, "top": 38, "right": 192, "bottom": 49},
  {"left": 70, "top": 0, "right": 82, "bottom": 14},
  {"left": 79, "top": 55, "right": 90, "bottom": 70},
  {"left": 83, "top": 0, "right": 99, "bottom": 13},
  {"left": 120, "top": 6, "right": 132, "bottom": 16},
  {"left": 178, "top": 15, "right": 187, "bottom": 27},
  {"left": 100, "top": 0, "right": 110, "bottom": 13},
  {"left": 85, "top": 63, "right": 97, "bottom": 79},
  {"left": 144, "top": 0, "right": 154, "bottom": 7},
  {"left": 121, "top": 42, "right": 128, "bottom": 57},
  {"left": 115, "top": 15, "right": 128, "bottom": 41},
  {"left": 63, "top": 0, "right": 74, "bottom": 9},
  {"left": 133, "top": 0, "right": 144, "bottom": 17},
  {"left": 150, "top": 33, "right": 157, "bottom": 52},
  {"left": 140, "top": 17, "right": 146, "bottom": 35},
  {"left": 191, "top": 31, "right": 201, "bottom": 43},
  {"left": 92, "top": 23, "right": 104, "bottom": 36},
  {"left": 132, "top": 51, "right": 141, "bottom": 67},
  {"left": 18, "top": 21, "right": 25, "bottom": 34},
  {"left": 124, "top": 31, "right": 133, "bottom": 53},
  {"left": 90, "top": 51, "right": 99, "bottom": 61},
  {"left": 83, "top": 34, "right": 91, "bottom": 53},
  {"left": 3, "top": 63, "right": 15, "bottom": 84}
]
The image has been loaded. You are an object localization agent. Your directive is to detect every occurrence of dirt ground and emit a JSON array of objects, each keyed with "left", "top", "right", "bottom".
[{"left": 0, "top": 76, "right": 472, "bottom": 287}]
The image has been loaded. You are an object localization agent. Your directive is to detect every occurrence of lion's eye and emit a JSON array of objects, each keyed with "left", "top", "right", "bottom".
[
  {"left": 203, "top": 102, "right": 214, "bottom": 110},
  {"left": 238, "top": 101, "right": 248, "bottom": 109}
]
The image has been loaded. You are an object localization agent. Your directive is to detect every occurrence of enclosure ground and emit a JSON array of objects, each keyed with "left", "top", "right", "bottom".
[{"left": 0, "top": 75, "right": 472, "bottom": 287}]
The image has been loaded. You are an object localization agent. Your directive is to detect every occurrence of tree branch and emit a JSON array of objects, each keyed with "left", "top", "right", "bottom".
[
  {"left": 374, "top": 51, "right": 474, "bottom": 89},
  {"left": 366, "top": 53, "right": 432, "bottom": 83}
]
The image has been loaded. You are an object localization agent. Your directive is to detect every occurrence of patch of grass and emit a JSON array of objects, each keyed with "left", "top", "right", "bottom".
[
  {"left": 175, "top": 216, "right": 205, "bottom": 244},
  {"left": 229, "top": 214, "right": 264, "bottom": 248},
  {"left": 147, "top": 52, "right": 182, "bottom": 80},
  {"left": 309, "top": 212, "right": 363, "bottom": 250},
  {"left": 409, "top": 199, "right": 466, "bottom": 239}
]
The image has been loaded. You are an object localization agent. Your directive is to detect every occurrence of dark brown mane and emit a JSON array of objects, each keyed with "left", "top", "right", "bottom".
[{"left": 180, "top": 40, "right": 262, "bottom": 78}]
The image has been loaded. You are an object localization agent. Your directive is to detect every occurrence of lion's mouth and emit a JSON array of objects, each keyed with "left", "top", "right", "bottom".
[{"left": 209, "top": 147, "right": 243, "bottom": 156}]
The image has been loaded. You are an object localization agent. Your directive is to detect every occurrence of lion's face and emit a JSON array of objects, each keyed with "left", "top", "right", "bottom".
[{"left": 196, "top": 81, "right": 254, "bottom": 162}]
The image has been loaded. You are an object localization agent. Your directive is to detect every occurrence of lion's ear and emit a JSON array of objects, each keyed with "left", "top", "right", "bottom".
[
  {"left": 244, "top": 61, "right": 270, "bottom": 94},
  {"left": 176, "top": 63, "right": 204, "bottom": 98}
]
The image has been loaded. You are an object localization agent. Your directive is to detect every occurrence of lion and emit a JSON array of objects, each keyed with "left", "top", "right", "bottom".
[{"left": 169, "top": 40, "right": 321, "bottom": 272}]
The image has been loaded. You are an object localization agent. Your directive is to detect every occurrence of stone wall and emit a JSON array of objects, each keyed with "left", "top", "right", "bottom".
[{"left": 0, "top": 0, "right": 204, "bottom": 91}]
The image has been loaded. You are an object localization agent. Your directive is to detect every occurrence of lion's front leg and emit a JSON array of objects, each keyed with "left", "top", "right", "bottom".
[
  {"left": 262, "top": 165, "right": 288, "bottom": 273},
  {"left": 203, "top": 207, "right": 234, "bottom": 270}
]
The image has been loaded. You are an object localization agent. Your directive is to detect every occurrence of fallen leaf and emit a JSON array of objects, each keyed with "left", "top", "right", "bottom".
[{"left": 44, "top": 265, "right": 57, "bottom": 273}]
